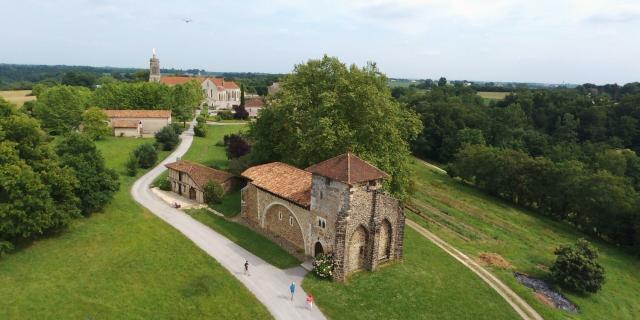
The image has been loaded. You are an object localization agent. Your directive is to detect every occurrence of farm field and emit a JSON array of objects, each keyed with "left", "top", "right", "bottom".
[
  {"left": 0, "top": 136, "right": 271, "bottom": 319},
  {"left": 408, "top": 158, "right": 640, "bottom": 320},
  {"left": 0, "top": 90, "right": 36, "bottom": 106},
  {"left": 477, "top": 91, "right": 509, "bottom": 100}
]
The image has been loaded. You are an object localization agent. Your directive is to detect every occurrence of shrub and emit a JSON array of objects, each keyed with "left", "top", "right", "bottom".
[
  {"left": 155, "top": 125, "right": 179, "bottom": 151},
  {"left": 169, "top": 122, "right": 184, "bottom": 135},
  {"left": 229, "top": 154, "right": 251, "bottom": 176},
  {"left": 194, "top": 123, "right": 207, "bottom": 137},
  {"left": 551, "top": 238, "right": 606, "bottom": 294},
  {"left": 226, "top": 134, "right": 251, "bottom": 159},
  {"left": 0, "top": 241, "right": 14, "bottom": 257},
  {"left": 126, "top": 153, "right": 138, "bottom": 176},
  {"left": 233, "top": 105, "right": 249, "bottom": 120},
  {"left": 203, "top": 181, "right": 225, "bottom": 205},
  {"left": 218, "top": 110, "right": 234, "bottom": 120},
  {"left": 312, "top": 253, "right": 335, "bottom": 279},
  {"left": 158, "top": 178, "right": 172, "bottom": 191},
  {"left": 133, "top": 143, "right": 158, "bottom": 169}
]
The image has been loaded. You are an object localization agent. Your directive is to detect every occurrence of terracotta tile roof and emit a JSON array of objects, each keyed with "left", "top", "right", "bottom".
[
  {"left": 103, "top": 109, "right": 171, "bottom": 119},
  {"left": 242, "top": 162, "right": 312, "bottom": 208},
  {"left": 165, "top": 160, "right": 234, "bottom": 190},
  {"left": 212, "top": 78, "right": 224, "bottom": 87},
  {"left": 160, "top": 76, "right": 205, "bottom": 85},
  {"left": 223, "top": 81, "right": 239, "bottom": 89},
  {"left": 306, "top": 152, "right": 389, "bottom": 185},
  {"left": 245, "top": 97, "right": 264, "bottom": 108},
  {"left": 111, "top": 119, "right": 140, "bottom": 128}
]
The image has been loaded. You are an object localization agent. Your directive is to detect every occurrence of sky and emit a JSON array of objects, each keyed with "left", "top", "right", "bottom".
[{"left": 1, "top": 0, "right": 639, "bottom": 84}]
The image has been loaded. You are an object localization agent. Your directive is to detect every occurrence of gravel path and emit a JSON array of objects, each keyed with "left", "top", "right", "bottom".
[
  {"left": 131, "top": 119, "right": 326, "bottom": 320},
  {"left": 406, "top": 220, "right": 544, "bottom": 320}
]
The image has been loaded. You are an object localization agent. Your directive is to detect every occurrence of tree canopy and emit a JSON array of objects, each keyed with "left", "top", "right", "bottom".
[
  {"left": 250, "top": 56, "right": 421, "bottom": 197},
  {"left": 33, "top": 85, "right": 91, "bottom": 134}
]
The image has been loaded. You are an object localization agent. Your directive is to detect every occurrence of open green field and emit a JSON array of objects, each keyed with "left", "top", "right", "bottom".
[
  {"left": 0, "top": 90, "right": 36, "bottom": 107},
  {"left": 304, "top": 227, "right": 520, "bottom": 319},
  {"left": 408, "top": 158, "right": 640, "bottom": 320},
  {"left": 187, "top": 209, "right": 300, "bottom": 269},
  {"left": 0, "top": 136, "right": 271, "bottom": 319},
  {"left": 183, "top": 124, "right": 247, "bottom": 169},
  {"left": 477, "top": 91, "right": 509, "bottom": 100}
]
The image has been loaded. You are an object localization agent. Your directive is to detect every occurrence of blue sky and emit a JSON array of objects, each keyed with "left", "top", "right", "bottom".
[{"left": 1, "top": 0, "right": 639, "bottom": 84}]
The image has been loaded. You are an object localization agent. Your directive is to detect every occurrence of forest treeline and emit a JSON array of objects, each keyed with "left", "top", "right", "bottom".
[{"left": 394, "top": 81, "right": 640, "bottom": 251}]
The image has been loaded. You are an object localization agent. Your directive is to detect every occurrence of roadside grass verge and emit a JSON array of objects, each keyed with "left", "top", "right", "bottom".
[
  {"left": 186, "top": 209, "right": 301, "bottom": 269},
  {"left": 0, "top": 136, "right": 271, "bottom": 319}
]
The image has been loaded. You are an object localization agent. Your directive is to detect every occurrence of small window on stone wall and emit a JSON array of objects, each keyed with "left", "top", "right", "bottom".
[
  {"left": 278, "top": 211, "right": 283, "bottom": 220},
  {"left": 289, "top": 216, "right": 293, "bottom": 226},
  {"left": 317, "top": 217, "right": 326, "bottom": 229}
]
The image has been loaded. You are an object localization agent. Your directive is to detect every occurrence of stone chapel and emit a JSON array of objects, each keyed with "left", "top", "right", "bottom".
[{"left": 240, "top": 152, "right": 405, "bottom": 281}]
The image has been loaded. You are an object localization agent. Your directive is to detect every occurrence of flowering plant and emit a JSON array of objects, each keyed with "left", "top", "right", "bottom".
[{"left": 312, "top": 253, "right": 335, "bottom": 279}]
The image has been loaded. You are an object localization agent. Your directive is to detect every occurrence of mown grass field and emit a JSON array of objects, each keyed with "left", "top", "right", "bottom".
[
  {"left": 0, "top": 90, "right": 36, "bottom": 107},
  {"left": 183, "top": 124, "right": 247, "bottom": 169},
  {"left": 477, "top": 91, "right": 509, "bottom": 100},
  {"left": 187, "top": 209, "right": 301, "bottom": 269},
  {"left": 304, "top": 227, "right": 520, "bottom": 319},
  {"left": 408, "top": 158, "right": 640, "bottom": 320},
  {"left": 0, "top": 136, "right": 271, "bottom": 319}
]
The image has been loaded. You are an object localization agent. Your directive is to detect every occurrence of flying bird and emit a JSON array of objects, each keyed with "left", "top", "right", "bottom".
[{"left": 183, "top": 18, "right": 192, "bottom": 23}]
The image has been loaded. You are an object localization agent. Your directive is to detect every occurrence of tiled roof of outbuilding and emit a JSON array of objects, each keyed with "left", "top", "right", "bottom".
[
  {"left": 165, "top": 160, "right": 234, "bottom": 190},
  {"left": 111, "top": 119, "right": 140, "bottom": 128},
  {"left": 306, "top": 152, "right": 389, "bottom": 185},
  {"left": 245, "top": 97, "right": 264, "bottom": 108},
  {"left": 241, "top": 162, "right": 312, "bottom": 208},
  {"left": 103, "top": 109, "right": 171, "bottom": 118}
]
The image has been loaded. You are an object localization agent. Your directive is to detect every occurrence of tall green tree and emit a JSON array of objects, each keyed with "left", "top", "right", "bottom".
[
  {"left": 250, "top": 56, "right": 422, "bottom": 197},
  {"left": 172, "top": 80, "right": 203, "bottom": 125},
  {"left": 34, "top": 85, "right": 91, "bottom": 135},
  {"left": 82, "top": 107, "right": 111, "bottom": 140},
  {"left": 0, "top": 99, "right": 81, "bottom": 254},
  {"left": 56, "top": 133, "right": 119, "bottom": 216}
]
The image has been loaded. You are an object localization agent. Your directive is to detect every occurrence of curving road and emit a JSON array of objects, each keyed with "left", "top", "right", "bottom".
[{"left": 131, "top": 119, "right": 326, "bottom": 320}]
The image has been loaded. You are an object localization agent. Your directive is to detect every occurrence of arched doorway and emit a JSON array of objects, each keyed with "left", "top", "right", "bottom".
[
  {"left": 348, "top": 225, "right": 368, "bottom": 273},
  {"left": 378, "top": 219, "right": 392, "bottom": 260},
  {"left": 314, "top": 242, "right": 324, "bottom": 257},
  {"left": 189, "top": 187, "right": 196, "bottom": 200},
  {"left": 263, "top": 204, "right": 305, "bottom": 252}
]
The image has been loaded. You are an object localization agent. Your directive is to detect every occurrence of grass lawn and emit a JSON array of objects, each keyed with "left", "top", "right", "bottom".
[
  {"left": 186, "top": 209, "right": 301, "bottom": 269},
  {"left": 0, "top": 90, "right": 36, "bottom": 107},
  {"left": 304, "top": 227, "right": 520, "bottom": 320},
  {"left": 211, "top": 189, "right": 242, "bottom": 217},
  {"left": 408, "top": 158, "right": 640, "bottom": 320},
  {"left": 182, "top": 124, "right": 247, "bottom": 169},
  {"left": 0, "top": 136, "right": 271, "bottom": 319}
]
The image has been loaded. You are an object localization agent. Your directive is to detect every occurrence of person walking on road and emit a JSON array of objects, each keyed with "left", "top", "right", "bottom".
[
  {"left": 289, "top": 282, "right": 296, "bottom": 301},
  {"left": 244, "top": 260, "right": 250, "bottom": 276},
  {"left": 306, "top": 293, "right": 314, "bottom": 310}
]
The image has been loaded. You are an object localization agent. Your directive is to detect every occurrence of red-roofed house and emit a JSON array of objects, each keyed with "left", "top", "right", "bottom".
[
  {"left": 245, "top": 97, "right": 265, "bottom": 118},
  {"left": 165, "top": 160, "right": 241, "bottom": 203},
  {"left": 103, "top": 109, "right": 171, "bottom": 136},
  {"left": 240, "top": 152, "right": 405, "bottom": 281}
]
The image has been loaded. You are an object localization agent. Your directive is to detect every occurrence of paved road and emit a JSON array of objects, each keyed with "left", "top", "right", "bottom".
[
  {"left": 131, "top": 120, "right": 326, "bottom": 320},
  {"left": 406, "top": 220, "right": 544, "bottom": 320}
]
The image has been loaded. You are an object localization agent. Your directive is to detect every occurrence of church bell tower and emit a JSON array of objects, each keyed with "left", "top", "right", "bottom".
[{"left": 149, "top": 48, "right": 161, "bottom": 82}]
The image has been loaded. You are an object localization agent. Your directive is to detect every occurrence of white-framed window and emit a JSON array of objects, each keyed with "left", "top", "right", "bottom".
[
  {"left": 278, "top": 211, "right": 283, "bottom": 220},
  {"left": 289, "top": 216, "right": 293, "bottom": 226}
]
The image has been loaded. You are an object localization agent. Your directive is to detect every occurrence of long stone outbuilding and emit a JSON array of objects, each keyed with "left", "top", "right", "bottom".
[{"left": 240, "top": 152, "right": 405, "bottom": 281}]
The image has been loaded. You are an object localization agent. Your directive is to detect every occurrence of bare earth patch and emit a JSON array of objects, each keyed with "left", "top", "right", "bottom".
[
  {"left": 535, "top": 292, "right": 556, "bottom": 308},
  {"left": 477, "top": 252, "right": 513, "bottom": 269}
]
